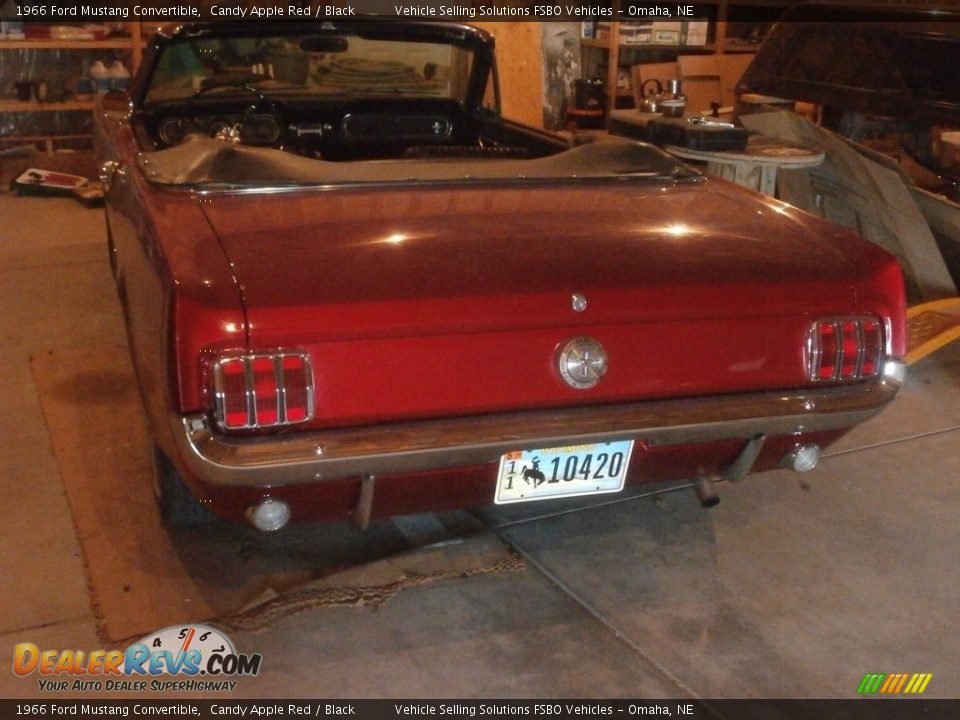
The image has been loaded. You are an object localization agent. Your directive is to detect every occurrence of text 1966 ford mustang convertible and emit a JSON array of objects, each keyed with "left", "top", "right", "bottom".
[{"left": 95, "top": 21, "right": 906, "bottom": 531}]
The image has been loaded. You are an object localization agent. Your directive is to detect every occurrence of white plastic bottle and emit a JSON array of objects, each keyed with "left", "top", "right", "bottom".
[
  {"left": 108, "top": 61, "right": 130, "bottom": 91},
  {"left": 89, "top": 60, "right": 109, "bottom": 94}
]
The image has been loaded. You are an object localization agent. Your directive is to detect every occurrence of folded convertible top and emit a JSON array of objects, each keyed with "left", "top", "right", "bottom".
[{"left": 139, "top": 135, "right": 696, "bottom": 187}]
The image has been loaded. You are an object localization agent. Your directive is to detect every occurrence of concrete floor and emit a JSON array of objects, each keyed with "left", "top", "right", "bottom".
[{"left": 2, "top": 194, "right": 959, "bottom": 699}]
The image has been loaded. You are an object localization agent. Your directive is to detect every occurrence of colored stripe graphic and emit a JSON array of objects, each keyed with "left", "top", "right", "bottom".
[
  {"left": 880, "top": 673, "right": 909, "bottom": 693},
  {"left": 904, "top": 673, "right": 933, "bottom": 694},
  {"left": 858, "top": 672, "right": 932, "bottom": 694},
  {"left": 857, "top": 674, "right": 885, "bottom": 694},
  {"left": 893, "top": 674, "right": 909, "bottom": 693}
]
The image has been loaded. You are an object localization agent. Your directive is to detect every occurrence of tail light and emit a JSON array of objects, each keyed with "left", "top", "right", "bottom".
[
  {"left": 211, "top": 352, "right": 314, "bottom": 430},
  {"left": 807, "top": 317, "right": 884, "bottom": 382}
]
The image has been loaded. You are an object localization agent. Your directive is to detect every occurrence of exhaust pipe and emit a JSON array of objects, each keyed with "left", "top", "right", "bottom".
[
  {"left": 693, "top": 476, "right": 720, "bottom": 508},
  {"left": 691, "top": 434, "right": 766, "bottom": 509}
]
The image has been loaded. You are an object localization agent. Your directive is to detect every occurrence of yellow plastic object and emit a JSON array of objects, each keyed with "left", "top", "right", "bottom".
[{"left": 905, "top": 297, "right": 960, "bottom": 365}]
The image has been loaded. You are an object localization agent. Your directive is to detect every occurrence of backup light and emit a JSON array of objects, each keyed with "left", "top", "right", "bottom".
[
  {"left": 247, "top": 497, "right": 291, "bottom": 532},
  {"left": 807, "top": 317, "right": 883, "bottom": 382},
  {"left": 212, "top": 352, "right": 314, "bottom": 429},
  {"left": 782, "top": 444, "right": 821, "bottom": 473}
]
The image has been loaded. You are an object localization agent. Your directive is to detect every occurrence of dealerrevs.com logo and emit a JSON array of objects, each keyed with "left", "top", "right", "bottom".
[{"left": 13, "top": 625, "right": 262, "bottom": 692}]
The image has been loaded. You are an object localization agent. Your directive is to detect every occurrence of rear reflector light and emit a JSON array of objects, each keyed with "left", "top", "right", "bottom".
[
  {"left": 212, "top": 353, "right": 313, "bottom": 429},
  {"left": 219, "top": 358, "right": 250, "bottom": 429},
  {"left": 251, "top": 357, "right": 279, "bottom": 425},
  {"left": 807, "top": 318, "right": 884, "bottom": 382},
  {"left": 281, "top": 356, "right": 310, "bottom": 423}
]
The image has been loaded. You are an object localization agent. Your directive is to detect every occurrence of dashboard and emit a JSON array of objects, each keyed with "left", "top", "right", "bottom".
[
  {"left": 157, "top": 113, "right": 283, "bottom": 146},
  {"left": 143, "top": 97, "right": 472, "bottom": 161}
]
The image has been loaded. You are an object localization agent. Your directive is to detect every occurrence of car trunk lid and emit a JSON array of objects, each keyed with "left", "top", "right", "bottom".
[{"left": 198, "top": 181, "right": 870, "bottom": 428}]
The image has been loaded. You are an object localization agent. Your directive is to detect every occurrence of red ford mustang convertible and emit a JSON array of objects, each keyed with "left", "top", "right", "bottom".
[{"left": 95, "top": 21, "right": 906, "bottom": 531}]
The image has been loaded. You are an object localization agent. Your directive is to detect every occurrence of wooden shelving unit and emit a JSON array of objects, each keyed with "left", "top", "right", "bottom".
[
  {"left": 584, "top": 39, "right": 718, "bottom": 53},
  {"left": 0, "top": 99, "right": 96, "bottom": 113},
  {"left": 580, "top": 0, "right": 788, "bottom": 114},
  {"left": 0, "top": 23, "right": 145, "bottom": 149},
  {"left": 0, "top": 39, "right": 138, "bottom": 50}
]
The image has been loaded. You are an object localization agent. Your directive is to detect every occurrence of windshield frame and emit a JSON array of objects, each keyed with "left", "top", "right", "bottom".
[{"left": 136, "top": 21, "right": 498, "bottom": 114}]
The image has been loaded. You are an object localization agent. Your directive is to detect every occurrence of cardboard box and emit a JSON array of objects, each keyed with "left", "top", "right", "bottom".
[
  {"left": 683, "top": 20, "right": 710, "bottom": 46},
  {"left": 653, "top": 21, "right": 682, "bottom": 45},
  {"left": 940, "top": 131, "right": 960, "bottom": 170},
  {"left": 620, "top": 21, "right": 652, "bottom": 45}
]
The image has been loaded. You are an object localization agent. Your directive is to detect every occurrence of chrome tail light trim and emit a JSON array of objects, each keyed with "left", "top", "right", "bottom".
[
  {"left": 807, "top": 317, "right": 884, "bottom": 383},
  {"left": 211, "top": 352, "right": 314, "bottom": 430}
]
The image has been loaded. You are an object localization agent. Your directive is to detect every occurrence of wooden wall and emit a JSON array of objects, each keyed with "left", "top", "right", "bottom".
[{"left": 474, "top": 22, "right": 544, "bottom": 128}]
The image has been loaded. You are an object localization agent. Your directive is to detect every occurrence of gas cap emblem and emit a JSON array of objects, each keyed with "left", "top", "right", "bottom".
[{"left": 558, "top": 337, "right": 608, "bottom": 390}]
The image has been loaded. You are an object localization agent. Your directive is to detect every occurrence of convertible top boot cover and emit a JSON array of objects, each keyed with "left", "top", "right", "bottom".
[{"left": 139, "top": 134, "right": 696, "bottom": 187}]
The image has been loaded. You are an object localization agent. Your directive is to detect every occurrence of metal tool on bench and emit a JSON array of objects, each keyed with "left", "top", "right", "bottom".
[{"left": 688, "top": 117, "right": 737, "bottom": 129}]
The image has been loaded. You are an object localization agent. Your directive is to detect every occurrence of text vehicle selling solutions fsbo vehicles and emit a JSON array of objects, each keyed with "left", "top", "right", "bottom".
[{"left": 95, "top": 21, "right": 906, "bottom": 531}]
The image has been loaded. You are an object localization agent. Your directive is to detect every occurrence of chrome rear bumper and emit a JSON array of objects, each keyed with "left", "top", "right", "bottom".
[{"left": 171, "top": 361, "right": 905, "bottom": 488}]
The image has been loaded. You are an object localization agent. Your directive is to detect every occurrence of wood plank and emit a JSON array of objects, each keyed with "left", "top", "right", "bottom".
[
  {"left": 0, "top": 39, "right": 135, "bottom": 50},
  {"left": 30, "top": 346, "right": 213, "bottom": 642},
  {"left": 474, "top": 22, "right": 543, "bottom": 128},
  {"left": 911, "top": 187, "right": 960, "bottom": 288},
  {"left": 29, "top": 346, "right": 413, "bottom": 642},
  {"left": 716, "top": 52, "right": 755, "bottom": 107},
  {"left": 0, "top": 100, "right": 95, "bottom": 113},
  {"left": 905, "top": 298, "right": 960, "bottom": 364},
  {"left": 683, "top": 77, "right": 722, "bottom": 116},
  {"left": 740, "top": 112, "right": 957, "bottom": 301},
  {"left": 677, "top": 54, "right": 719, "bottom": 78}
]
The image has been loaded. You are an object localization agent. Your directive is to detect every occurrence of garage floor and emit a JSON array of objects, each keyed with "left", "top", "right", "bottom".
[{"left": 2, "top": 194, "right": 959, "bottom": 699}]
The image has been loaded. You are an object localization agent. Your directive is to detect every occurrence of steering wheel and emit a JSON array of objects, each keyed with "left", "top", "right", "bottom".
[{"left": 185, "top": 81, "right": 286, "bottom": 144}]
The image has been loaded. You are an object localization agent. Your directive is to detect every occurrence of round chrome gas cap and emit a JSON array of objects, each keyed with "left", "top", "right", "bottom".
[{"left": 558, "top": 336, "right": 608, "bottom": 390}]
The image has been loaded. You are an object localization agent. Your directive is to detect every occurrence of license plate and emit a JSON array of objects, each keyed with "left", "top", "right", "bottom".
[{"left": 494, "top": 440, "right": 635, "bottom": 505}]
